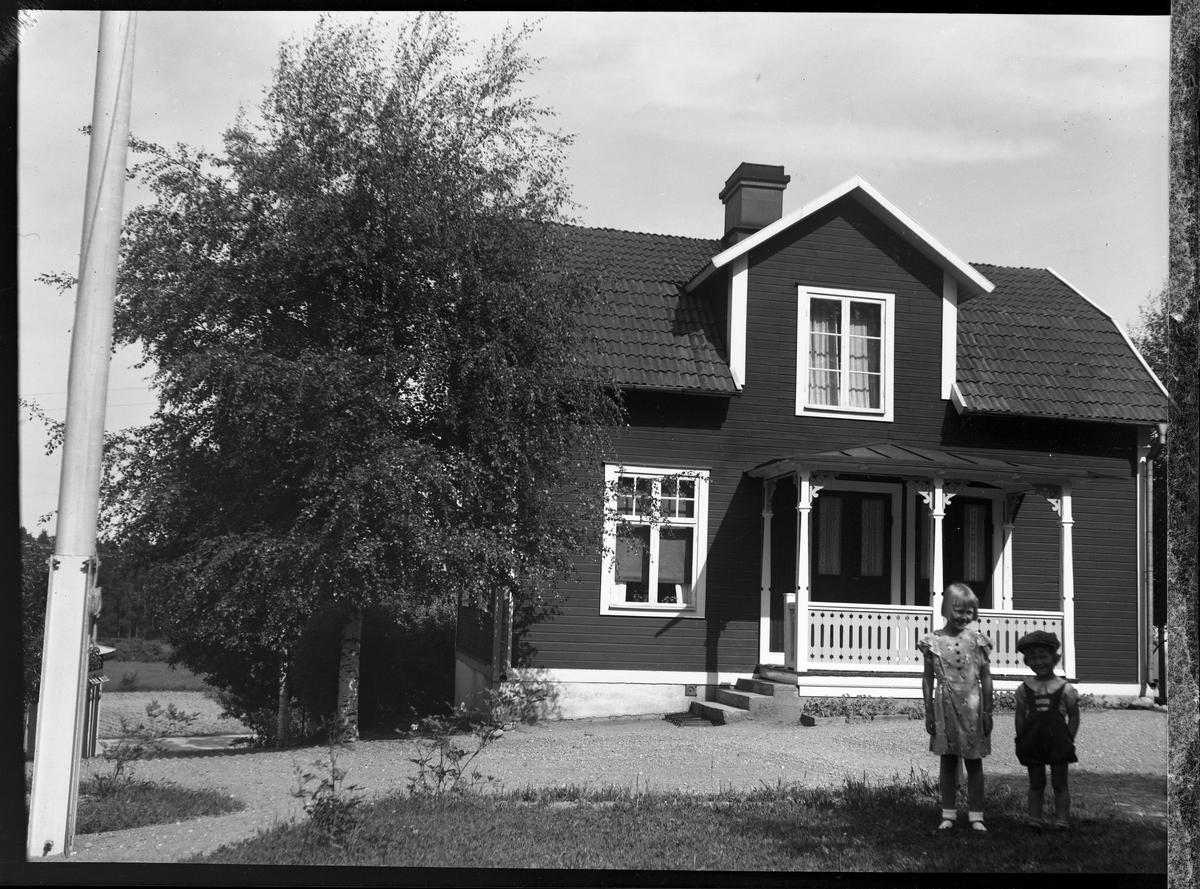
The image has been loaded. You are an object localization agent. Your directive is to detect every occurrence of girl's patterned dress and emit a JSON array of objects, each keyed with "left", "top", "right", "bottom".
[
  {"left": 918, "top": 629, "right": 992, "bottom": 759},
  {"left": 1014, "top": 679, "right": 1079, "bottom": 766}
]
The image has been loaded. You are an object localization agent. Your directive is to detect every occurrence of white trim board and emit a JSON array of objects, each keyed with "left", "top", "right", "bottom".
[{"left": 686, "top": 175, "right": 995, "bottom": 298}]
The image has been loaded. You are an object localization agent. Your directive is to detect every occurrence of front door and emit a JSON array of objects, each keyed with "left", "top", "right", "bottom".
[
  {"left": 811, "top": 491, "right": 891, "bottom": 604},
  {"left": 914, "top": 494, "right": 994, "bottom": 608},
  {"left": 946, "top": 497, "right": 994, "bottom": 608}
]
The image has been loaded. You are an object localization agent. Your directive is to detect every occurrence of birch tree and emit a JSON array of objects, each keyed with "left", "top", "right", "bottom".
[{"left": 105, "top": 14, "right": 619, "bottom": 742}]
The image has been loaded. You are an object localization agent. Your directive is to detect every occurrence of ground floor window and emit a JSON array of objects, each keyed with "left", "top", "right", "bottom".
[{"left": 602, "top": 464, "right": 709, "bottom": 617}]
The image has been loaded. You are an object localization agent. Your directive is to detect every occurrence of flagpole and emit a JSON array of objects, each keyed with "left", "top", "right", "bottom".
[{"left": 27, "top": 10, "right": 136, "bottom": 860}]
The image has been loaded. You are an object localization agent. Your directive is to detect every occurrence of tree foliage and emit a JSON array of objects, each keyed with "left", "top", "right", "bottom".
[
  {"left": 106, "top": 14, "right": 620, "bottom": 721},
  {"left": 20, "top": 528, "right": 53, "bottom": 708}
]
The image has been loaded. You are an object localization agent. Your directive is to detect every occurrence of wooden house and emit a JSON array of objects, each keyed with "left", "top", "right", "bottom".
[{"left": 454, "top": 163, "right": 1169, "bottom": 719}]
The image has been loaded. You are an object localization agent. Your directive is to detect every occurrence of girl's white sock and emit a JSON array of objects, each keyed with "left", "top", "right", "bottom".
[
  {"left": 942, "top": 808, "right": 956, "bottom": 821},
  {"left": 968, "top": 810, "right": 985, "bottom": 823}
]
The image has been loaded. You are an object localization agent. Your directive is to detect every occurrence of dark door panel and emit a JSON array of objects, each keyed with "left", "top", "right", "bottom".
[{"left": 811, "top": 492, "right": 891, "bottom": 605}]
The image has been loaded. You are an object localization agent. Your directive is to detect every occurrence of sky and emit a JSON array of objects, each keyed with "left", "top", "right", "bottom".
[{"left": 16, "top": 11, "right": 1170, "bottom": 535}]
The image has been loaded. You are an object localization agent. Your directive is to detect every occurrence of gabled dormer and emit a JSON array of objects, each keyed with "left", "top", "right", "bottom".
[{"left": 688, "top": 168, "right": 995, "bottom": 413}]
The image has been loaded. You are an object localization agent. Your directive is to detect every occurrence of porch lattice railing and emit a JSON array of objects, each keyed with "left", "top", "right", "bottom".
[
  {"left": 976, "top": 609, "right": 1065, "bottom": 673},
  {"left": 807, "top": 605, "right": 932, "bottom": 670},
  {"left": 804, "top": 604, "right": 1063, "bottom": 674}
]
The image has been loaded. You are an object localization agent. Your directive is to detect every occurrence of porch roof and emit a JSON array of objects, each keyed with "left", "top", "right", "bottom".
[{"left": 747, "top": 442, "right": 1127, "bottom": 485}]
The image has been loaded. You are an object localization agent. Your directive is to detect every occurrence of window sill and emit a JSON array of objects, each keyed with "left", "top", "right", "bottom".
[
  {"left": 601, "top": 604, "right": 704, "bottom": 619},
  {"left": 796, "top": 406, "right": 893, "bottom": 422}
]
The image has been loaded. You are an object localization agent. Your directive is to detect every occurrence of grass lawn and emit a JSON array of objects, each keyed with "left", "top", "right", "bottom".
[
  {"left": 187, "top": 773, "right": 1166, "bottom": 872},
  {"left": 75, "top": 778, "right": 245, "bottom": 834},
  {"left": 101, "top": 661, "right": 210, "bottom": 692}
]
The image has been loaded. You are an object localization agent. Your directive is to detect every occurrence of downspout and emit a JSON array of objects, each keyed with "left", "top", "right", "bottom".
[
  {"left": 1152, "top": 423, "right": 1168, "bottom": 702},
  {"left": 1136, "top": 427, "right": 1153, "bottom": 698}
]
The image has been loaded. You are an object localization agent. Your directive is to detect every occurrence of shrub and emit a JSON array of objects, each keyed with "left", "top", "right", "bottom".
[
  {"left": 406, "top": 705, "right": 501, "bottom": 798},
  {"left": 99, "top": 637, "right": 172, "bottom": 663},
  {"left": 95, "top": 700, "right": 199, "bottom": 796},
  {"left": 992, "top": 689, "right": 1017, "bottom": 711},
  {"left": 800, "top": 695, "right": 921, "bottom": 719},
  {"left": 292, "top": 719, "right": 364, "bottom": 846},
  {"left": 213, "top": 687, "right": 324, "bottom": 749},
  {"left": 117, "top": 671, "right": 140, "bottom": 692}
]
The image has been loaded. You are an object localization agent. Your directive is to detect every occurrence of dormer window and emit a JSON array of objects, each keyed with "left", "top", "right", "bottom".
[{"left": 797, "top": 286, "right": 895, "bottom": 421}]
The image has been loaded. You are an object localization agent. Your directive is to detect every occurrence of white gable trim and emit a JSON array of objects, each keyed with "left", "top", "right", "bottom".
[
  {"left": 686, "top": 175, "right": 995, "bottom": 298},
  {"left": 942, "top": 272, "right": 958, "bottom": 400},
  {"left": 727, "top": 255, "right": 748, "bottom": 389},
  {"left": 950, "top": 380, "right": 968, "bottom": 414},
  {"left": 1047, "top": 268, "right": 1172, "bottom": 401}
]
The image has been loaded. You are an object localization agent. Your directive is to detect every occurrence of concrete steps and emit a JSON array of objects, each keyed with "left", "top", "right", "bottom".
[
  {"left": 687, "top": 698, "right": 752, "bottom": 725},
  {"left": 682, "top": 668, "right": 805, "bottom": 725}
]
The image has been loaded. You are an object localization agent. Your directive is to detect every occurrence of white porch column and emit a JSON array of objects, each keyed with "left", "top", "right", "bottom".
[
  {"left": 759, "top": 479, "right": 775, "bottom": 666},
  {"left": 930, "top": 476, "right": 947, "bottom": 623},
  {"left": 1059, "top": 484, "right": 1076, "bottom": 678},
  {"left": 1036, "top": 484, "right": 1076, "bottom": 678},
  {"left": 793, "top": 470, "right": 816, "bottom": 672}
]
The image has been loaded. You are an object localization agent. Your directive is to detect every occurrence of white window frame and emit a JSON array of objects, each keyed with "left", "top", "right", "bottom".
[
  {"left": 796, "top": 285, "right": 895, "bottom": 421},
  {"left": 601, "top": 464, "right": 709, "bottom": 618}
]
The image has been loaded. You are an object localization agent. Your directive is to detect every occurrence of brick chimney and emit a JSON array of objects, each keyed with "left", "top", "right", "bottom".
[{"left": 719, "top": 163, "right": 790, "bottom": 247}]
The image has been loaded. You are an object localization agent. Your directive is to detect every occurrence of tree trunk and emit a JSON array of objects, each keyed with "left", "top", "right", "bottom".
[
  {"left": 276, "top": 660, "right": 289, "bottom": 748},
  {"left": 336, "top": 607, "right": 362, "bottom": 742}
]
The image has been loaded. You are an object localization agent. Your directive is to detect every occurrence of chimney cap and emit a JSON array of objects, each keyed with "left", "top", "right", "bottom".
[{"left": 719, "top": 163, "right": 791, "bottom": 202}]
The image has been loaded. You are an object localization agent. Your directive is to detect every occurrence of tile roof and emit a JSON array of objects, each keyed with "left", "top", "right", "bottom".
[
  {"left": 554, "top": 225, "right": 736, "bottom": 393},
  {"left": 550, "top": 224, "right": 1168, "bottom": 423},
  {"left": 959, "top": 265, "right": 1168, "bottom": 424}
]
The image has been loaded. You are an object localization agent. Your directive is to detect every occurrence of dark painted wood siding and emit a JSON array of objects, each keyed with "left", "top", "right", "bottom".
[
  {"left": 1073, "top": 478, "right": 1140, "bottom": 682},
  {"left": 520, "top": 197, "right": 1145, "bottom": 684}
]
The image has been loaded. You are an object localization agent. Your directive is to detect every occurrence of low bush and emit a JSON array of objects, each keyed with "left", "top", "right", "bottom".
[
  {"left": 99, "top": 638, "right": 172, "bottom": 663},
  {"left": 800, "top": 696, "right": 921, "bottom": 719},
  {"left": 95, "top": 700, "right": 200, "bottom": 796}
]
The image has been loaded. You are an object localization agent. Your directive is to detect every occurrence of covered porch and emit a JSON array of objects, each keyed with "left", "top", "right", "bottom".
[{"left": 748, "top": 443, "right": 1123, "bottom": 680}]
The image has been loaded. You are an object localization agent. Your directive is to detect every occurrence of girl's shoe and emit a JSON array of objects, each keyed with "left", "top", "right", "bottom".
[
  {"left": 970, "top": 821, "right": 987, "bottom": 832},
  {"left": 938, "top": 819, "right": 955, "bottom": 830}
]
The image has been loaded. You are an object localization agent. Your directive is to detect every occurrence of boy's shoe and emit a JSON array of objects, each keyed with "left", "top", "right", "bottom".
[
  {"left": 1022, "top": 816, "right": 1044, "bottom": 830},
  {"left": 1051, "top": 819, "right": 1071, "bottom": 831}
]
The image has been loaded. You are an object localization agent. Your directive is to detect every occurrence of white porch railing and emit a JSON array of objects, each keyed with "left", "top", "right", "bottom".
[
  {"left": 807, "top": 605, "right": 932, "bottom": 671},
  {"left": 803, "top": 604, "right": 1063, "bottom": 675},
  {"left": 977, "top": 609, "right": 1065, "bottom": 674}
]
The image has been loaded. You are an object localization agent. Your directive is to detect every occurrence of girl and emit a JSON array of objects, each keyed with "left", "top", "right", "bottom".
[
  {"left": 1014, "top": 630, "right": 1080, "bottom": 830},
  {"left": 918, "top": 582, "right": 994, "bottom": 832}
]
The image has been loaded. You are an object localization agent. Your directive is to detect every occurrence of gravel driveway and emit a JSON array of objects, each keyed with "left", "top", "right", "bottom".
[{"left": 38, "top": 707, "right": 1166, "bottom": 866}]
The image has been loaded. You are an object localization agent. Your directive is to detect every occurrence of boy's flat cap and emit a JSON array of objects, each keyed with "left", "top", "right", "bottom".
[{"left": 1016, "top": 630, "right": 1061, "bottom": 654}]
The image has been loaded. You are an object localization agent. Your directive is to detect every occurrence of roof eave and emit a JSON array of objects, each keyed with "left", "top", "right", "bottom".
[
  {"left": 618, "top": 382, "right": 739, "bottom": 397},
  {"left": 953, "top": 402, "right": 1170, "bottom": 427},
  {"left": 747, "top": 455, "right": 1120, "bottom": 485}
]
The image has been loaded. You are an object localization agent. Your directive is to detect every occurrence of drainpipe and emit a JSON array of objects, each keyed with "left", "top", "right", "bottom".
[{"left": 1137, "top": 428, "right": 1153, "bottom": 698}]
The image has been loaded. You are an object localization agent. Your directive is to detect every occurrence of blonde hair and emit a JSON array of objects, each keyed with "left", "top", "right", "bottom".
[{"left": 942, "top": 582, "right": 979, "bottom": 621}]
